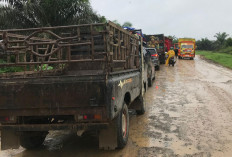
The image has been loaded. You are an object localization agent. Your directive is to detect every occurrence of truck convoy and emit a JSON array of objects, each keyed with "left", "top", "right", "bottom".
[
  {"left": 0, "top": 21, "right": 147, "bottom": 150},
  {"left": 178, "top": 38, "right": 196, "bottom": 60},
  {"left": 145, "top": 34, "right": 173, "bottom": 64}
]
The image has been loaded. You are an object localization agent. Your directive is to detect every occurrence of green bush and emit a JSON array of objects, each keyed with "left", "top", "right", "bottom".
[{"left": 216, "top": 46, "right": 232, "bottom": 55}]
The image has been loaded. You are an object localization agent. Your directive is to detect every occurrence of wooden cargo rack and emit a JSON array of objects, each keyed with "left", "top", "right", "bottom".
[{"left": 0, "top": 21, "right": 140, "bottom": 78}]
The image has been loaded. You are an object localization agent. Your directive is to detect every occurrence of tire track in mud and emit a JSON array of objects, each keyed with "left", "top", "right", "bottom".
[{"left": 138, "top": 56, "right": 232, "bottom": 157}]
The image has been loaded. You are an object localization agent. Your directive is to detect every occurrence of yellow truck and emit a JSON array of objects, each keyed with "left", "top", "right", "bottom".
[{"left": 178, "top": 38, "right": 196, "bottom": 60}]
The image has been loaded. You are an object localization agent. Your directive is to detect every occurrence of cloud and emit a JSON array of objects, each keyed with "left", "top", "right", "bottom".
[{"left": 90, "top": 0, "right": 232, "bottom": 40}]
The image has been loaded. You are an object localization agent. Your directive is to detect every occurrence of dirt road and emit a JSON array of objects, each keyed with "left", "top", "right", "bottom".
[{"left": 1, "top": 55, "right": 232, "bottom": 157}]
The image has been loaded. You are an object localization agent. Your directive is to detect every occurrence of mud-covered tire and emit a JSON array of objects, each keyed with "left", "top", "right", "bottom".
[
  {"left": 19, "top": 131, "right": 47, "bottom": 149},
  {"left": 148, "top": 77, "right": 152, "bottom": 87},
  {"left": 155, "top": 65, "right": 160, "bottom": 71},
  {"left": 136, "top": 96, "right": 146, "bottom": 115},
  {"left": 117, "top": 103, "right": 129, "bottom": 149}
]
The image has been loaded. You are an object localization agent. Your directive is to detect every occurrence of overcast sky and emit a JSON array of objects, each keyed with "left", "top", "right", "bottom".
[{"left": 90, "top": 0, "right": 232, "bottom": 40}]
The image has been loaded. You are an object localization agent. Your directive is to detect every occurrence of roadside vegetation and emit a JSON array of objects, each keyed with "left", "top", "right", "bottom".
[
  {"left": 196, "top": 32, "right": 232, "bottom": 51},
  {"left": 0, "top": 0, "right": 107, "bottom": 29},
  {"left": 196, "top": 32, "right": 232, "bottom": 69},
  {"left": 196, "top": 51, "right": 232, "bottom": 69}
]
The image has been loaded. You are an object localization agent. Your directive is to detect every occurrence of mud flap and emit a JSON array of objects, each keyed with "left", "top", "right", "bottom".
[
  {"left": 1, "top": 130, "right": 20, "bottom": 150},
  {"left": 99, "top": 121, "right": 117, "bottom": 150}
]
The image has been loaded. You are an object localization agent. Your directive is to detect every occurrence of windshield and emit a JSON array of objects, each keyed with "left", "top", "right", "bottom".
[
  {"left": 146, "top": 49, "right": 157, "bottom": 55},
  {"left": 181, "top": 44, "right": 194, "bottom": 49}
]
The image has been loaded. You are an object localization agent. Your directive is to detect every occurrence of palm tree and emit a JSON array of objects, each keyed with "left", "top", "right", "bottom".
[
  {"left": 0, "top": 0, "right": 103, "bottom": 29},
  {"left": 214, "top": 32, "right": 229, "bottom": 47}
]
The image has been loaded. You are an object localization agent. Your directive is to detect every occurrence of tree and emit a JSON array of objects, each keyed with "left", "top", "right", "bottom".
[
  {"left": 112, "top": 20, "right": 121, "bottom": 27},
  {"left": 214, "top": 32, "right": 229, "bottom": 48},
  {"left": 98, "top": 16, "right": 107, "bottom": 23},
  {"left": 196, "top": 38, "right": 214, "bottom": 50},
  {"left": 0, "top": 0, "right": 102, "bottom": 29},
  {"left": 168, "top": 35, "right": 178, "bottom": 44},
  {"left": 226, "top": 37, "right": 232, "bottom": 47},
  {"left": 122, "top": 21, "right": 132, "bottom": 27}
]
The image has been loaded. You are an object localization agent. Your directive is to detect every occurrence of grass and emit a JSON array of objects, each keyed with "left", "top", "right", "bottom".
[{"left": 196, "top": 50, "right": 232, "bottom": 69}]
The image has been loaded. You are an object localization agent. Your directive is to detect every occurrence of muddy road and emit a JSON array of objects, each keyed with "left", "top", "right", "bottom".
[{"left": 1, "top": 55, "right": 232, "bottom": 157}]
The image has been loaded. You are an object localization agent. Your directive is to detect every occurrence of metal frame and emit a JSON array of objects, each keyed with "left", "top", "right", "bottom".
[{"left": 0, "top": 21, "right": 140, "bottom": 77}]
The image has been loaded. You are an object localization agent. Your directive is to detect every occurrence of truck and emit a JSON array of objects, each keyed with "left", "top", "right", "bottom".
[
  {"left": 178, "top": 38, "right": 196, "bottom": 60},
  {"left": 0, "top": 21, "right": 147, "bottom": 150},
  {"left": 124, "top": 28, "right": 155, "bottom": 87},
  {"left": 164, "top": 37, "right": 173, "bottom": 52},
  {"left": 145, "top": 34, "right": 173, "bottom": 64}
]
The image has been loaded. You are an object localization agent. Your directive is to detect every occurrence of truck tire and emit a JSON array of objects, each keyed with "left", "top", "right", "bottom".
[
  {"left": 155, "top": 65, "right": 160, "bottom": 71},
  {"left": 19, "top": 131, "right": 48, "bottom": 149},
  {"left": 148, "top": 77, "right": 152, "bottom": 87},
  {"left": 135, "top": 96, "right": 146, "bottom": 115},
  {"left": 117, "top": 103, "right": 129, "bottom": 149}
]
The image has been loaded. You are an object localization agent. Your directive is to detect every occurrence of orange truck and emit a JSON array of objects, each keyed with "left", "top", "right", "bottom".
[{"left": 178, "top": 38, "right": 196, "bottom": 60}]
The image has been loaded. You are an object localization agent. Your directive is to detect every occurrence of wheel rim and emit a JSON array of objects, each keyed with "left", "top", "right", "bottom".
[{"left": 122, "top": 110, "right": 127, "bottom": 137}]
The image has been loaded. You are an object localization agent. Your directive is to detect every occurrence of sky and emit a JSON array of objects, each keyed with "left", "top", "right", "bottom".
[{"left": 90, "top": 0, "right": 232, "bottom": 40}]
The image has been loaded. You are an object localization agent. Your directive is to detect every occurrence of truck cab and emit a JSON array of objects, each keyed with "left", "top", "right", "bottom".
[{"left": 178, "top": 38, "right": 196, "bottom": 60}]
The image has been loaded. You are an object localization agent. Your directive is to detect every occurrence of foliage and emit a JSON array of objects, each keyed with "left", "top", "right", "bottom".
[
  {"left": 196, "top": 38, "right": 214, "bottom": 51},
  {"left": 0, "top": 59, "right": 24, "bottom": 73},
  {"left": 112, "top": 20, "right": 134, "bottom": 28},
  {"left": 226, "top": 37, "right": 232, "bottom": 47},
  {"left": 98, "top": 16, "right": 107, "bottom": 23},
  {"left": 214, "top": 32, "right": 229, "bottom": 48},
  {"left": 196, "top": 51, "right": 232, "bottom": 69},
  {"left": 216, "top": 46, "right": 232, "bottom": 55},
  {"left": 168, "top": 35, "right": 178, "bottom": 43},
  {"left": 196, "top": 32, "right": 231, "bottom": 51},
  {"left": 112, "top": 20, "right": 121, "bottom": 27},
  {"left": 0, "top": 0, "right": 104, "bottom": 29},
  {"left": 122, "top": 21, "right": 132, "bottom": 27},
  {"left": 35, "top": 64, "right": 54, "bottom": 71}
]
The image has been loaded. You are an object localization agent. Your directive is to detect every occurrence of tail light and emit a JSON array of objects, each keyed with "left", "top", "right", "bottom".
[
  {"left": 75, "top": 114, "right": 102, "bottom": 121},
  {"left": 0, "top": 116, "right": 16, "bottom": 123},
  {"left": 151, "top": 54, "right": 159, "bottom": 57}
]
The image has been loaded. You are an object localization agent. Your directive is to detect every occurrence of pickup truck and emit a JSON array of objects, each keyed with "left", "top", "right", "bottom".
[
  {"left": 145, "top": 47, "right": 160, "bottom": 71},
  {"left": 0, "top": 21, "right": 147, "bottom": 150}
]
